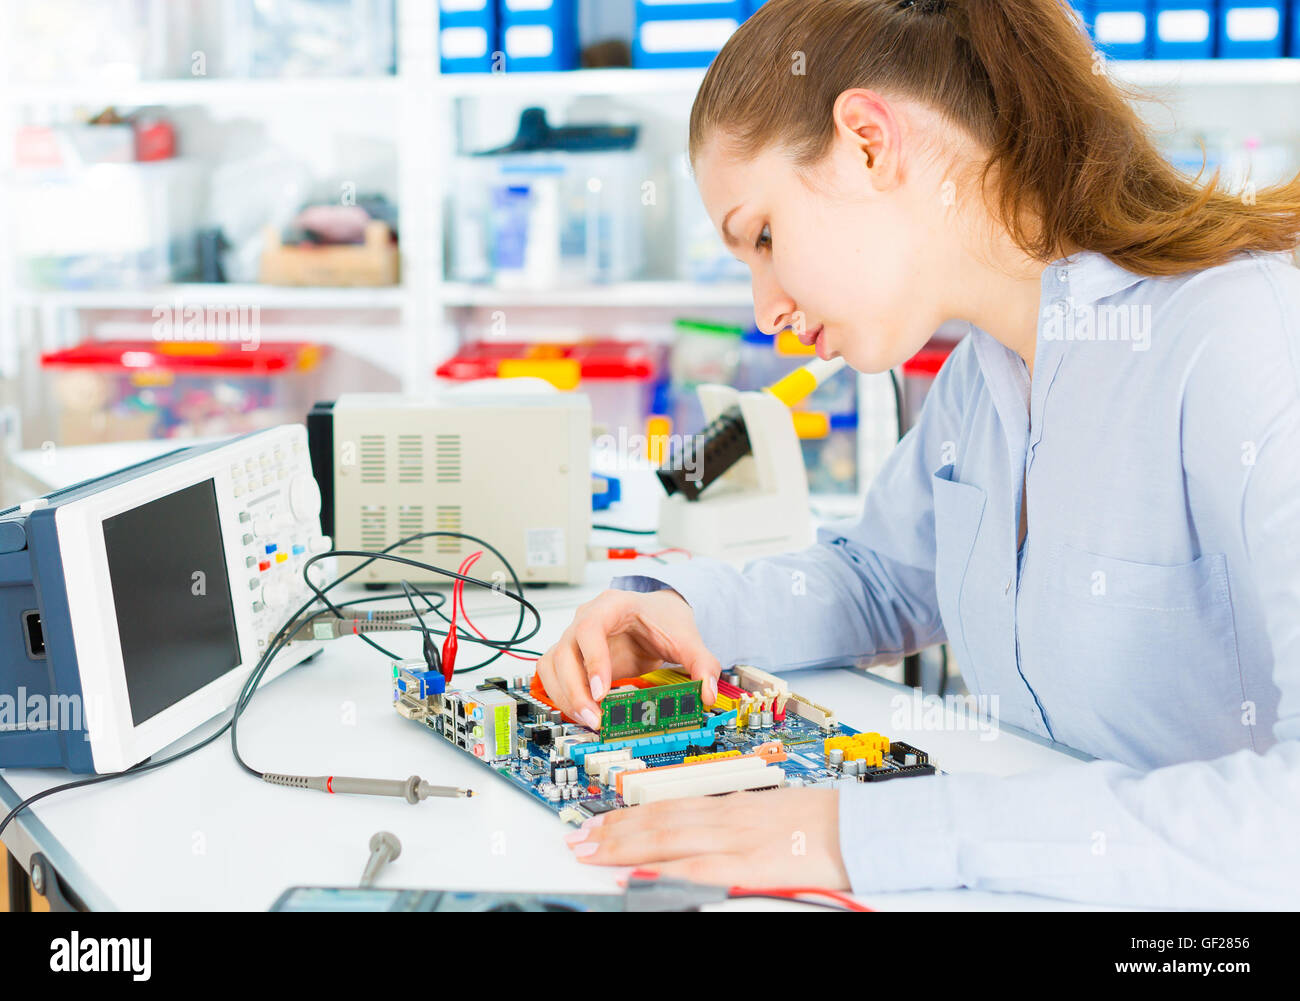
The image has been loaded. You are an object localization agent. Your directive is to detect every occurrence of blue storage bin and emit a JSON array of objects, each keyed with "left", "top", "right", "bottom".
[
  {"left": 1218, "top": 1, "right": 1286, "bottom": 57},
  {"left": 500, "top": 0, "right": 579, "bottom": 72},
  {"left": 1293, "top": 0, "right": 1300, "bottom": 56},
  {"left": 1084, "top": 1, "right": 1154, "bottom": 59},
  {"left": 633, "top": 0, "right": 748, "bottom": 68},
  {"left": 1152, "top": 1, "right": 1215, "bottom": 58},
  {"left": 440, "top": 0, "right": 498, "bottom": 74}
]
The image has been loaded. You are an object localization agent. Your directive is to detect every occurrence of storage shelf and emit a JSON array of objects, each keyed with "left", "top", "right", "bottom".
[
  {"left": 437, "top": 66, "right": 708, "bottom": 98},
  {"left": 12, "top": 284, "right": 409, "bottom": 310},
  {"left": 439, "top": 281, "right": 752, "bottom": 308},
  {"left": 435, "top": 60, "right": 1300, "bottom": 99},
  {"left": 2, "top": 75, "right": 405, "bottom": 107},
  {"left": 1110, "top": 58, "right": 1300, "bottom": 86}
]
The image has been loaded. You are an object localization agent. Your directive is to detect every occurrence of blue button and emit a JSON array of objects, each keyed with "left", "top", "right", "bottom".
[
  {"left": 292, "top": 544, "right": 305, "bottom": 555},
  {"left": 265, "top": 544, "right": 277, "bottom": 555}
]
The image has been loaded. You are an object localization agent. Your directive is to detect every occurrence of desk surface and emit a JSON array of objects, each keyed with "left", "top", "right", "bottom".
[
  {"left": 2, "top": 439, "right": 1099, "bottom": 911},
  {"left": 2, "top": 579, "right": 1096, "bottom": 913}
]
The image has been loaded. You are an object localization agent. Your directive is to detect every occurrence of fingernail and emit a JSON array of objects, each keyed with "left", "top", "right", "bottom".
[
  {"left": 580, "top": 708, "right": 601, "bottom": 730},
  {"left": 571, "top": 841, "right": 599, "bottom": 858},
  {"left": 589, "top": 676, "right": 605, "bottom": 701},
  {"left": 564, "top": 828, "right": 589, "bottom": 845},
  {"left": 704, "top": 677, "right": 717, "bottom": 704},
  {"left": 579, "top": 814, "right": 605, "bottom": 831}
]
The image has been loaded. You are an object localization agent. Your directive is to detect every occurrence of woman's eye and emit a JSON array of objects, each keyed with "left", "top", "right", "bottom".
[{"left": 755, "top": 224, "right": 771, "bottom": 250}]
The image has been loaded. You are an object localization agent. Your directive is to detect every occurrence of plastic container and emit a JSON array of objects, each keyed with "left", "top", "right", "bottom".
[
  {"left": 9, "top": 160, "right": 202, "bottom": 290},
  {"left": 1217, "top": 1, "right": 1286, "bottom": 57},
  {"left": 440, "top": 0, "right": 498, "bottom": 74},
  {"left": 449, "top": 149, "right": 648, "bottom": 286},
  {"left": 500, "top": 0, "right": 579, "bottom": 72},
  {"left": 666, "top": 319, "right": 742, "bottom": 435},
  {"left": 1084, "top": 1, "right": 1154, "bottom": 59},
  {"left": 633, "top": 0, "right": 747, "bottom": 68},
  {"left": 436, "top": 339, "right": 664, "bottom": 438},
  {"left": 1152, "top": 1, "right": 1215, "bottom": 58},
  {"left": 222, "top": 0, "right": 396, "bottom": 77},
  {"left": 1, "top": 0, "right": 195, "bottom": 83},
  {"left": 40, "top": 340, "right": 326, "bottom": 444}
]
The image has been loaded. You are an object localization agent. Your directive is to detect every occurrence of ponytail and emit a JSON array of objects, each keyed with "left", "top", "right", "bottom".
[{"left": 689, "top": 0, "right": 1300, "bottom": 275}]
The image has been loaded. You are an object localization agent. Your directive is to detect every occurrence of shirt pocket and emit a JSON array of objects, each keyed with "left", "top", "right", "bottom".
[
  {"left": 931, "top": 464, "right": 987, "bottom": 668},
  {"left": 1040, "top": 543, "right": 1245, "bottom": 760}
]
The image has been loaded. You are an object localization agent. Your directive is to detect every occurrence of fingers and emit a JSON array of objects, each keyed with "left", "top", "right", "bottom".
[
  {"left": 550, "top": 630, "right": 601, "bottom": 730},
  {"left": 573, "top": 616, "right": 613, "bottom": 707},
  {"left": 571, "top": 822, "right": 743, "bottom": 866}
]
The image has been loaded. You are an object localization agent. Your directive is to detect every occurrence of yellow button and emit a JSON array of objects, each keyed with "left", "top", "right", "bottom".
[
  {"left": 275, "top": 552, "right": 288, "bottom": 563},
  {"left": 791, "top": 410, "right": 830, "bottom": 440}
]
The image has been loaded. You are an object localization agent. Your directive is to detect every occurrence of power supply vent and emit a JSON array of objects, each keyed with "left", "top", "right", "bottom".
[
  {"left": 435, "top": 435, "right": 461, "bottom": 484},
  {"left": 360, "top": 505, "right": 387, "bottom": 551},
  {"left": 359, "top": 435, "right": 386, "bottom": 485},
  {"left": 398, "top": 506, "right": 424, "bottom": 554},
  {"left": 397, "top": 435, "right": 423, "bottom": 484},
  {"left": 436, "top": 506, "right": 462, "bottom": 554}
]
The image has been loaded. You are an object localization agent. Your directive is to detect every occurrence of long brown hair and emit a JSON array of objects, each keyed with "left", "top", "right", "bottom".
[{"left": 689, "top": 0, "right": 1300, "bottom": 276}]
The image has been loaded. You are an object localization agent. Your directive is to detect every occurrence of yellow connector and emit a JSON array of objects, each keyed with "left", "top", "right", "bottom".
[{"left": 683, "top": 749, "right": 742, "bottom": 764}]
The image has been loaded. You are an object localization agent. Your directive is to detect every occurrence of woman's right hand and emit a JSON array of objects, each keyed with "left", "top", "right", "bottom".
[{"left": 534, "top": 588, "right": 723, "bottom": 730}]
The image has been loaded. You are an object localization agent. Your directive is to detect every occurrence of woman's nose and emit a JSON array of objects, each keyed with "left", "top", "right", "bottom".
[{"left": 752, "top": 272, "right": 797, "bottom": 336}]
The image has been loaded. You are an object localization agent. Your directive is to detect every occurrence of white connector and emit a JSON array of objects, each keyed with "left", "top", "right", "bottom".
[{"left": 619, "top": 755, "right": 785, "bottom": 806}]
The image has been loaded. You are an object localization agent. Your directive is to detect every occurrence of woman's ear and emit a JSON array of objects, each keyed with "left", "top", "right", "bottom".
[{"left": 833, "top": 88, "right": 902, "bottom": 190}]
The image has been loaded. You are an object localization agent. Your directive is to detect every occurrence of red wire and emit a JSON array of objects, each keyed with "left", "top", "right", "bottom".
[
  {"left": 727, "top": 887, "right": 872, "bottom": 912},
  {"left": 454, "top": 551, "right": 539, "bottom": 663},
  {"left": 640, "top": 548, "right": 692, "bottom": 559}
]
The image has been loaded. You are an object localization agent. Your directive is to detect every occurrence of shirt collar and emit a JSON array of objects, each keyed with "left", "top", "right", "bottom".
[{"left": 1047, "top": 249, "right": 1146, "bottom": 305}]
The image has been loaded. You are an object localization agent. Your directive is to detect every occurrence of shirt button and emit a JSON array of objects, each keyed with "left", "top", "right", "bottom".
[
  {"left": 1057, "top": 268, "right": 1069, "bottom": 283},
  {"left": 1004, "top": 576, "right": 1013, "bottom": 595}
]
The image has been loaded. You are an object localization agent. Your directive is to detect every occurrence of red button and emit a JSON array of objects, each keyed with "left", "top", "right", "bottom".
[{"left": 258, "top": 561, "right": 271, "bottom": 572}]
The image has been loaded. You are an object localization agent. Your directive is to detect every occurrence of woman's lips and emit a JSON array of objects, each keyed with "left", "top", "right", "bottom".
[{"left": 798, "top": 324, "right": 823, "bottom": 347}]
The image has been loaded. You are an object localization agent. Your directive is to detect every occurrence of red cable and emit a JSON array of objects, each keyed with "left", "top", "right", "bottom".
[
  {"left": 727, "top": 886, "right": 872, "bottom": 912},
  {"left": 453, "top": 551, "right": 539, "bottom": 664},
  {"left": 641, "top": 548, "right": 692, "bottom": 559},
  {"left": 440, "top": 551, "right": 481, "bottom": 680}
]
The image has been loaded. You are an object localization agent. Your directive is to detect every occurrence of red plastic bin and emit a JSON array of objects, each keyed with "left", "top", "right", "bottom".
[{"left": 40, "top": 339, "right": 325, "bottom": 444}]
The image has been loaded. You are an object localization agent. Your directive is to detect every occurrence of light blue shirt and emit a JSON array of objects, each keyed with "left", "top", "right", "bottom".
[{"left": 612, "top": 248, "right": 1300, "bottom": 908}]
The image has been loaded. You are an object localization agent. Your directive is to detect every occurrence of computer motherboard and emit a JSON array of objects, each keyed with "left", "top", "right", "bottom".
[{"left": 392, "top": 660, "right": 935, "bottom": 825}]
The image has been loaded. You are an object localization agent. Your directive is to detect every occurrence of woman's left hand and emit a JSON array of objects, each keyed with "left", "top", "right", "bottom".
[{"left": 564, "top": 787, "right": 851, "bottom": 888}]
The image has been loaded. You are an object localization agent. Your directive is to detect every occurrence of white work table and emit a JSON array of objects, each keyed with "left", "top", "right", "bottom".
[{"left": 1, "top": 440, "right": 1099, "bottom": 911}]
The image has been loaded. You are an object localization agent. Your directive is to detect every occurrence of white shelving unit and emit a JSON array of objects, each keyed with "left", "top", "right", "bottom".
[{"left": 1, "top": 0, "right": 1299, "bottom": 481}]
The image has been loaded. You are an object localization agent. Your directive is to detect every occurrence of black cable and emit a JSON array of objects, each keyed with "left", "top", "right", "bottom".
[
  {"left": 230, "top": 532, "right": 543, "bottom": 781},
  {"left": 887, "top": 367, "right": 906, "bottom": 441},
  {"left": 592, "top": 524, "right": 657, "bottom": 535},
  {"left": 5, "top": 531, "right": 543, "bottom": 826},
  {"left": 401, "top": 579, "right": 441, "bottom": 675}
]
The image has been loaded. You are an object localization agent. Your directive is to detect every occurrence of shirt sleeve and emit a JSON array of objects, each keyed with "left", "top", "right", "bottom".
[
  {"left": 608, "top": 338, "right": 981, "bottom": 673},
  {"left": 836, "top": 263, "right": 1300, "bottom": 908}
]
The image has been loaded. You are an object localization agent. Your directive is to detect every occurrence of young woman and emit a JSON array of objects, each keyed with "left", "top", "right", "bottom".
[{"left": 535, "top": 0, "right": 1300, "bottom": 907}]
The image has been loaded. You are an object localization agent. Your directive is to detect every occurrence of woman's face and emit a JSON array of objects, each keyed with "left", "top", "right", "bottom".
[{"left": 693, "top": 121, "right": 955, "bottom": 374}]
